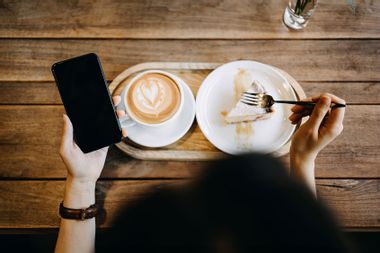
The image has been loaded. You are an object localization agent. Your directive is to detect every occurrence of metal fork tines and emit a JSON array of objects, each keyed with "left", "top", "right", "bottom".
[{"left": 240, "top": 92, "right": 274, "bottom": 108}]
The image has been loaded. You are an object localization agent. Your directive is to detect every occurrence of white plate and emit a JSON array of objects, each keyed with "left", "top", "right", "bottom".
[
  {"left": 126, "top": 76, "right": 196, "bottom": 147},
  {"left": 196, "top": 60, "right": 297, "bottom": 155}
]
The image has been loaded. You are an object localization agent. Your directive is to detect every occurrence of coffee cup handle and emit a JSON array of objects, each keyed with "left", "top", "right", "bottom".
[
  {"left": 119, "top": 114, "right": 136, "bottom": 128},
  {"left": 116, "top": 102, "right": 136, "bottom": 128}
]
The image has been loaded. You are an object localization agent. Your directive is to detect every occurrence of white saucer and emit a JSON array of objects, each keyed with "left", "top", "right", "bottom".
[
  {"left": 125, "top": 76, "right": 196, "bottom": 148},
  {"left": 196, "top": 60, "right": 297, "bottom": 155}
]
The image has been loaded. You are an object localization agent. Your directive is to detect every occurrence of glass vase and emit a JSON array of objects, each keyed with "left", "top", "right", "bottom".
[{"left": 283, "top": 0, "right": 319, "bottom": 30}]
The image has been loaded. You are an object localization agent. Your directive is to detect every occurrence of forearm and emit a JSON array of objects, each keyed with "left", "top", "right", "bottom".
[
  {"left": 55, "top": 176, "right": 97, "bottom": 253},
  {"left": 290, "top": 153, "right": 317, "bottom": 196}
]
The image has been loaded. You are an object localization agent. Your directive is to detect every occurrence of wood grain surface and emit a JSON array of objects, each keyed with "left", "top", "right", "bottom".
[
  {"left": 0, "top": 39, "right": 379, "bottom": 82},
  {"left": 0, "top": 0, "right": 379, "bottom": 232},
  {"left": 2, "top": 81, "right": 380, "bottom": 105},
  {"left": 0, "top": 179, "right": 378, "bottom": 229},
  {"left": 0, "top": 0, "right": 378, "bottom": 39},
  {"left": 0, "top": 105, "right": 379, "bottom": 178}
]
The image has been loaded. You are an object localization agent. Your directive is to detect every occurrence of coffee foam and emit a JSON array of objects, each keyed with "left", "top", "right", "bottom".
[{"left": 127, "top": 73, "right": 181, "bottom": 124}]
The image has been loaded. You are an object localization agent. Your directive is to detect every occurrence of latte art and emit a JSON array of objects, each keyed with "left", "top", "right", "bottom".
[
  {"left": 127, "top": 73, "right": 181, "bottom": 124},
  {"left": 137, "top": 79, "right": 164, "bottom": 111}
]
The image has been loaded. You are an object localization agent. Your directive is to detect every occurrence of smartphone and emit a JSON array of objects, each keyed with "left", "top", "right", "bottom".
[{"left": 52, "top": 53, "right": 122, "bottom": 153}]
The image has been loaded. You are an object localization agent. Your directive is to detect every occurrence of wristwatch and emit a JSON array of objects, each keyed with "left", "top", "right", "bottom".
[{"left": 59, "top": 202, "right": 98, "bottom": 220}]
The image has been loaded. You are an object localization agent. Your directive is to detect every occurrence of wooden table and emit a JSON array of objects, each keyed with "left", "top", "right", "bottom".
[{"left": 0, "top": 0, "right": 379, "bottom": 232}]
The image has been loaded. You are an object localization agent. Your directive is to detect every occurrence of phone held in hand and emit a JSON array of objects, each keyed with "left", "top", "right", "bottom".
[{"left": 51, "top": 53, "right": 122, "bottom": 153}]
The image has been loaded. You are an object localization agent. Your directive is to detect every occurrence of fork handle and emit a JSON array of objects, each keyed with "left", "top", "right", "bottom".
[{"left": 275, "top": 100, "right": 346, "bottom": 108}]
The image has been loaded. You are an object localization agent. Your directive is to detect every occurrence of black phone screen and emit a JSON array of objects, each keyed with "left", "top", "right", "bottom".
[{"left": 52, "top": 53, "right": 122, "bottom": 153}]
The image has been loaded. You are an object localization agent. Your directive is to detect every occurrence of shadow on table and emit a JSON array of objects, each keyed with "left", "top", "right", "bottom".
[
  {"left": 0, "top": 230, "right": 379, "bottom": 253},
  {"left": 95, "top": 145, "right": 143, "bottom": 226},
  {"left": 95, "top": 146, "right": 124, "bottom": 226}
]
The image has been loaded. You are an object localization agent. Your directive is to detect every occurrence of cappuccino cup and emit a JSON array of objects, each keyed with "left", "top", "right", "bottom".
[{"left": 117, "top": 70, "right": 184, "bottom": 128}]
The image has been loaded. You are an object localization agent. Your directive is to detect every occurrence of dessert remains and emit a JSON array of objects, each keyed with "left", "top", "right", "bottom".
[{"left": 224, "top": 69, "right": 273, "bottom": 124}]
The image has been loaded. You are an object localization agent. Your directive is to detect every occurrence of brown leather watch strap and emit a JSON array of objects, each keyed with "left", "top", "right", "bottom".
[{"left": 59, "top": 202, "right": 98, "bottom": 220}]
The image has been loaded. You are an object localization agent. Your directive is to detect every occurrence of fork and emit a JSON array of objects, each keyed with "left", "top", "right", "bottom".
[{"left": 240, "top": 92, "right": 346, "bottom": 109}]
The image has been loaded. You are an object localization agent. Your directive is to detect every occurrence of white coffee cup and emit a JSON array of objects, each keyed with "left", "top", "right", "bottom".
[{"left": 117, "top": 70, "right": 184, "bottom": 129}]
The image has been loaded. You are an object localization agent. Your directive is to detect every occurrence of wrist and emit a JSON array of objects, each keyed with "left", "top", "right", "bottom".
[
  {"left": 290, "top": 153, "right": 315, "bottom": 172},
  {"left": 290, "top": 145, "right": 316, "bottom": 172},
  {"left": 290, "top": 144, "right": 317, "bottom": 165},
  {"left": 63, "top": 176, "right": 96, "bottom": 209},
  {"left": 290, "top": 152, "right": 317, "bottom": 196},
  {"left": 290, "top": 150, "right": 316, "bottom": 183}
]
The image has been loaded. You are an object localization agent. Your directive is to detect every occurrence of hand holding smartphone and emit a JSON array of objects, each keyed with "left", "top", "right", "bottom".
[{"left": 52, "top": 53, "right": 122, "bottom": 153}]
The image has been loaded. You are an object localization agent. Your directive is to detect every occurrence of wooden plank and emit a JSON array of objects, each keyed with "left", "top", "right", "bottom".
[
  {"left": 0, "top": 39, "right": 379, "bottom": 82},
  {"left": 0, "top": 105, "right": 379, "bottom": 178},
  {"left": 0, "top": 82, "right": 62, "bottom": 104},
  {"left": 0, "top": 179, "right": 378, "bottom": 229},
  {"left": 0, "top": 180, "right": 174, "bottom": 228},
  {"left": 0, "top": 145, "right": 206, "bottom": 178},
  {"left": 300, "top": 82, "right": 380, "bottom": 105},
  {"left": 0, "top": 0, "right": 378, "bottom": 39},
  {"left": 317, "top": 180, "right": 380, "bottom": 229},
  {"left": 1, "top": 81, "right": 379, "bottom": 105}
]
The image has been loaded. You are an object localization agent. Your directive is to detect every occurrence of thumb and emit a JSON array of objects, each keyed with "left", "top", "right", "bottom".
[
  {"left": 308, "top": 96, "right": 331, "bottom": 132},
  {"left": 61, "top": 114, "right": 74, "bottom": 149}
]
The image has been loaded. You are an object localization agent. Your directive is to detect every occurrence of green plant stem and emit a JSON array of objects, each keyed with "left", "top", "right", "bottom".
[{"left": 295, "top": 0, "right": 313, "bottom": 16}]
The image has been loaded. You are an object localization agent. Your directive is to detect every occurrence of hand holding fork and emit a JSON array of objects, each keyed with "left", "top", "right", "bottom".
[{"left": 287, "top": 93, "right": 346, "bottom": 195}]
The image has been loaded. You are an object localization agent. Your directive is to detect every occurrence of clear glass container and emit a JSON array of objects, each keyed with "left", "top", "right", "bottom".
[{"left": 283, "top": 0, "right": 319, "bottom": 30}]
